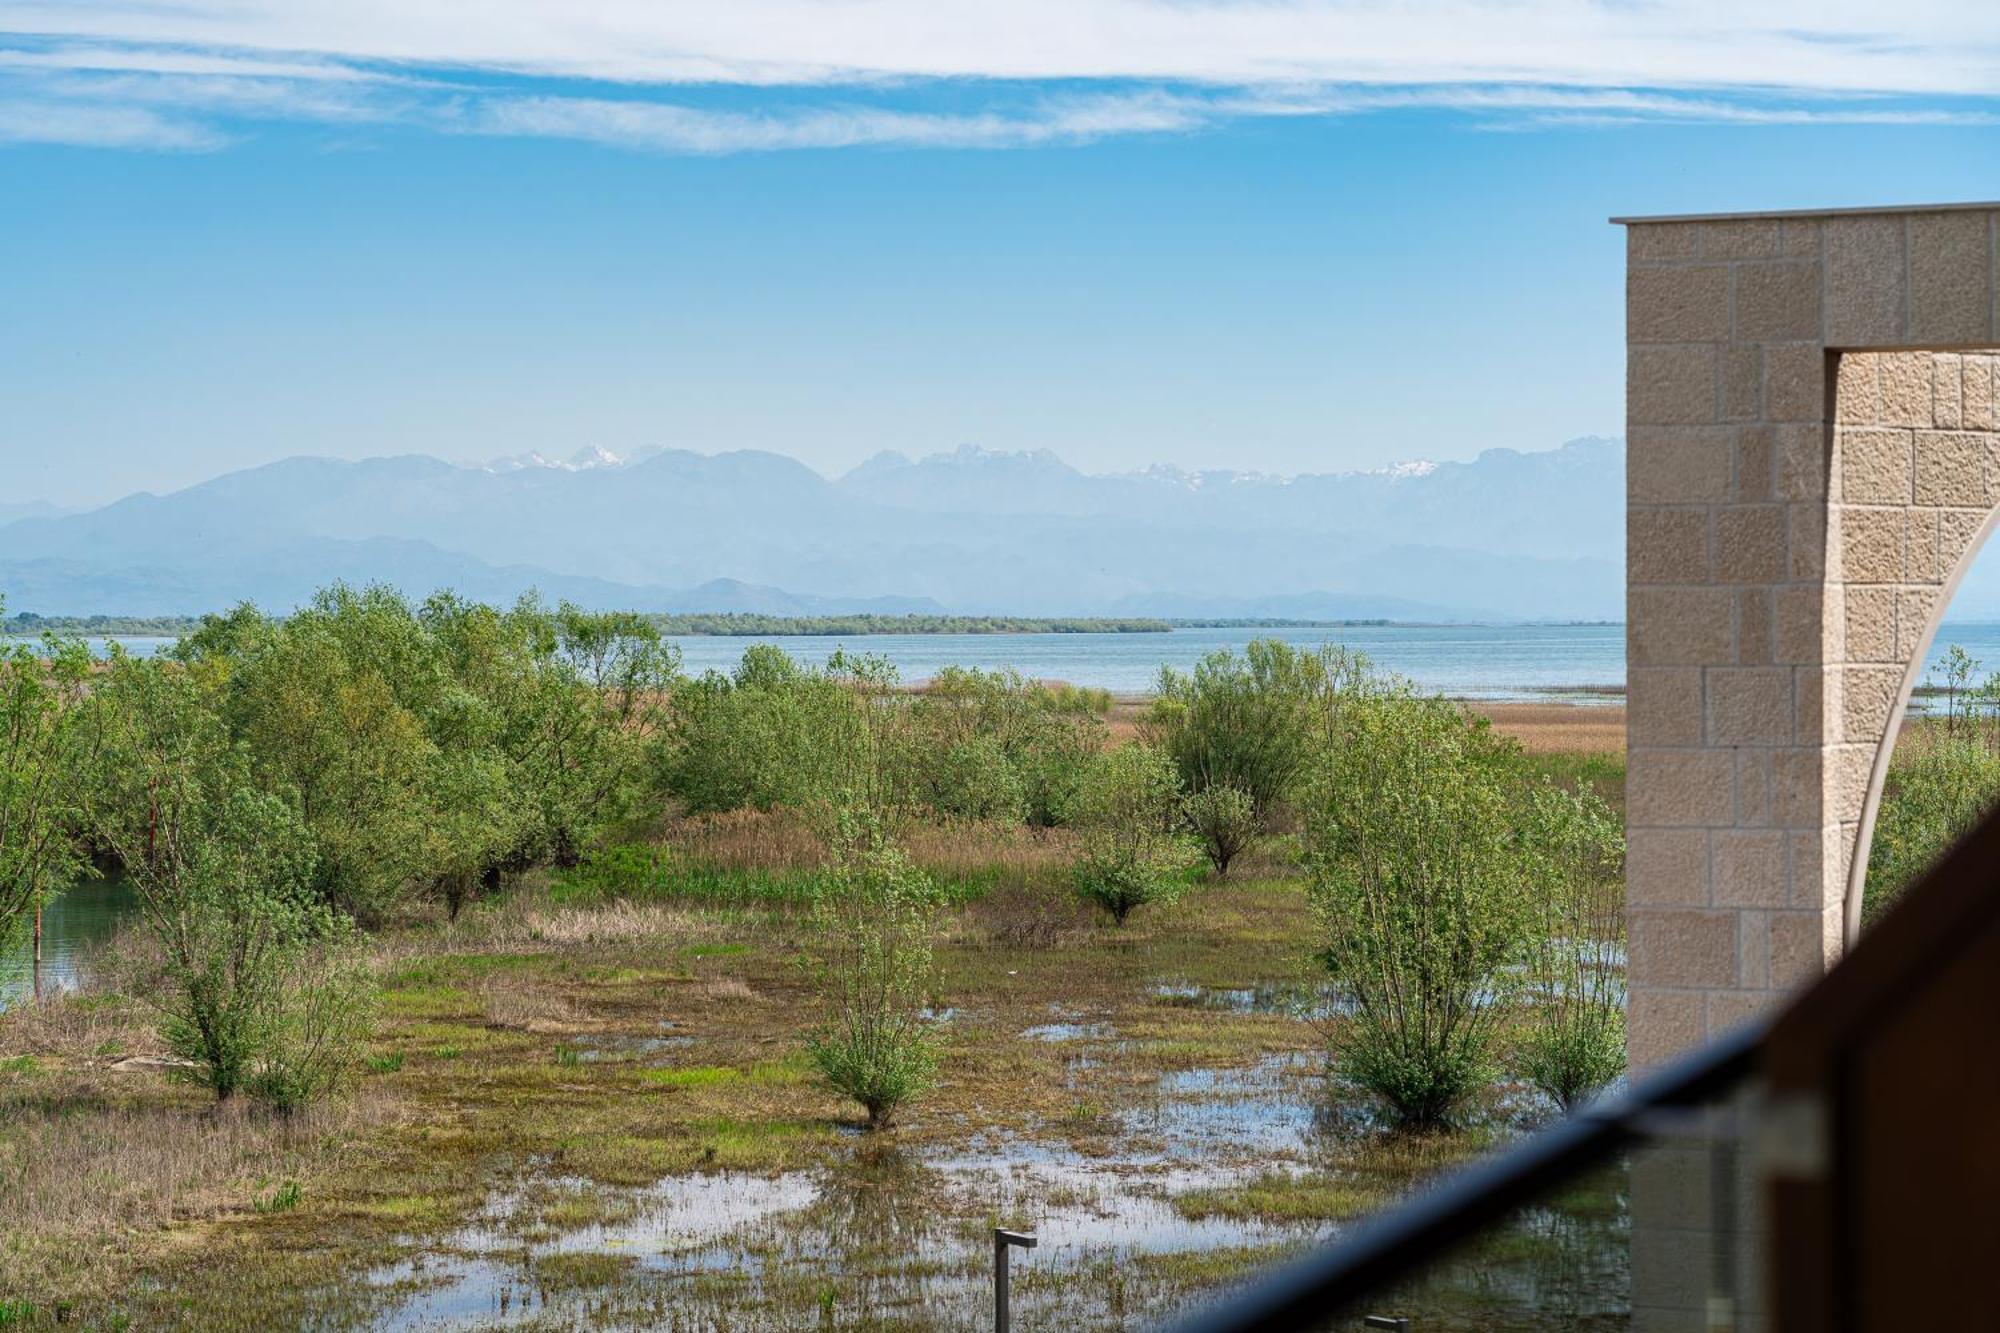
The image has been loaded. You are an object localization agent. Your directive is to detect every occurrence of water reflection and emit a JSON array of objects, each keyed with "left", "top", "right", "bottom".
[{"left": 0, "top": 871, "right": 136, "bottom": 1009}]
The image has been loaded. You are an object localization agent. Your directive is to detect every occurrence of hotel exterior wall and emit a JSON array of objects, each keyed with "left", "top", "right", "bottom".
[{"left": 1623, "top": 205, "right": 2000, "bottom": 1069}]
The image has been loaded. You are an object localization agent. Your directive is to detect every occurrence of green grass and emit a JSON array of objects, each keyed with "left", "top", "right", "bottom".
[
  {"left": 1172, "top": 1171, "right": 1389, "bottom": 1223},
  {"left": 640, "top": 1065, "right": 741, "bottom": 1089}
]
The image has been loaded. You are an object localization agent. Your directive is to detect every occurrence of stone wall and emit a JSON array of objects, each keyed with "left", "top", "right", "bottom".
[{"left": 1622, "top": 204, "right": 2000, "bottom": 1069}]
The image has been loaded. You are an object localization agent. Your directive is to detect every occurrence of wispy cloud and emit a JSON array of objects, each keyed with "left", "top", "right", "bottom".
[{"left": 3, "top": 2, "right": 1999, "bottom": 152}]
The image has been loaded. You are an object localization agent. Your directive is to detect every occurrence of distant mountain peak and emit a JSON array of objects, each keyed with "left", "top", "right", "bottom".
[{"left": 472, "top": 445, "right": 660, "bottom": 474}]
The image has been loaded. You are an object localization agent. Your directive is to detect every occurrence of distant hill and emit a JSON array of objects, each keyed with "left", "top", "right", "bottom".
[{"left": 0, "top": 438, "right": 1625, "bottom": 619}]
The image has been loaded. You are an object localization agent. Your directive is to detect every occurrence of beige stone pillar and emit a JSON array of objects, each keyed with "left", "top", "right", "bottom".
[{"left": 1620, "top": 203, "right": 2000, "bottom": 1069}]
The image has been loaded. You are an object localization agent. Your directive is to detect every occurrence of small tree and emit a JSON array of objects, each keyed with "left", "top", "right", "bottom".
[
  {"left": 1183, "top": 783, "right": 1258, "bottom": 878},
  {"left": 1070, "top": 744, "right": 1196, "bottom": 924},
  {"left": 1517, "top": 782, "right": 1626, "bottom": 1112},
  {"left": 0, "top": 618, "right": 93, "bottom": 975},
  {"left": 1304, "top": 689, "right": 1533, "bottom": 1127},
  {"left": 804, "top": 819, "right": 944, "bottom": 1129},
  {"left": 1866, "top": 731, "right": 2000, "bottom": 927}
]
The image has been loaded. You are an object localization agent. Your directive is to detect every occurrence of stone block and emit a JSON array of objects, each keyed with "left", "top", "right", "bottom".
[
  {"left": 1722, "top": 344, "right": 1763, "bottom": 420},
  {"left": 1733, "top": 425, "right": 1775, "bottom": 502},
  {"left": 1629, "top": 508, "right": 1710, "bottom": 584},
  {"left": 1630, "top": 222, "right": 1700, "bottom": 262},
  {"left": 1933, "top": 353, "right": 1963, "bottom": 428},
  {"left": 1877, "top": 352, "right": 1935, "bottom": 427},
  {"left": 1630, "top": 1145, "right": 1716, "bottom": 1229},
  {"left": 1708, "top": 986, "right": 1777, "bottom": 1034},
  {"left": 1908, "top": 209, "right": 1993, "bottom": 345},
  {"left": 1628, "top": 748, "right": 1736, "bottom": 826},
  {"left": 1772, "top": 748, "right": 1824, "bottom": 826},
  {"left": 1837, "top": 507, "right": 1906, "bottom": 584},
  {"left": 1793, "top": 668, "right": 1829, "bottom": 747},
  {"left": 1631, "top": 344, "right": 1719, "bottom": 425},
  {"left": 1833, "top": 352, "right": 1881, "bottom": 424},
  {"left": 1629, "top": 264, "right": 1732, "bottom": 342},
  {"left": 1763, "top": 342, "right": 1825, "bottom": 422},
  {"left": 1631, "top": 909, "right": 1740, "bottom": 988},
  {"left": 1770, "top": 908, "right": 1841, "bottom": 988},
  {"left": 1840, "top": 664, "right": 1904, "bottom": 744},
  {"left": 1735, "top": 747, "right": 1775, "bottom": 824},
  {"left": 1937, "top": 507, "right": 1991, "bottom": 582},
  {"left": 1736, "top": 908, "right": 1772, "bottom": 988},
  {"left": 1788, "top": 503, "right": 1828, "bottom": 580},
  {"left": 1700, "top": 217, "right": 1783, "bottom": 260},
  {"left": 1714, "top": 506, "right": 1786, "bottom": 584},
  {"left": 1904, "top": 507, "right": 1940, "bottom": 582},
  {"left": 1775, "top": 423, "right": 1828, "bottom": 501},
  {"left": 1825, "top": 214, "right": 1907, "bottom": 346},
  {"left": 1913, "top": 430, "right": 1992, "bottom": 507},
  {"left": 1895, "top": 586, "right": 1942, "bottom": 661},
  {"left": 1629, "top": 667, "right": 1705, "bottom": 746},
  {"left": 1705, "top": 667, "right": 1792, "bottom": 745},
  {"left": 1828, "top": 743, "right": 1877, "bottom": 824},
  {"left": 1626, "top": 826, "right": 1710, "bottom": 906},
  {"left": 1628, "top": 425, "right": 1735, "bottom": 503},
  {"left": 1735, "top": 586, "right": 1774, "bottom": 665},
  {"left": 1789, "top": 825, "right": 1845, "bottom": 912},
  {"left": 1837, "top": 428, "right": 1912, "bottom": 504},
  {"left": 1630, "top": 587, "right": 1735, "bottom": 667},
  {"left": 1841, "top": 584, "right": 1898, "bottom": 662},
  {"left": 1734, "top": 261, "right": 1823, "bottom": 341},
  {"left": 1779, "top": 217, "right": 1822, "bottom": 258},
  {"left": 1965, "top": 355, "right": 1997, "bottom": 431},
  {"left": 1714, "top": 831, "right": 1786, "bottom": 907},
  {"left": 1628, "top": 989, "right": 1708, "bottom": 1070}
]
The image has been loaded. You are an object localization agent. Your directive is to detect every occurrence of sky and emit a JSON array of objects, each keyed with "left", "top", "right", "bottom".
[{"left": 3, "top": 3, "right": 2000, "bottom": 508}]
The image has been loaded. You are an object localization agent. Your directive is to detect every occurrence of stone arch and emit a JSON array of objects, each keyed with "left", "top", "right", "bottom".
[
  {"left": 1835, "top": 351, "right": 2000, "bottom": 943},
  {"left": 1620, "top": 203, "right": 2000, "bottom": 1068}
]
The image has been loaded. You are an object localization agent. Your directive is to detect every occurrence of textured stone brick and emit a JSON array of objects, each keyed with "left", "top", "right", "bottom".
[
  {"left": 1708, "top": 987, "right": 1778, "bottom": 1034},
  {"left": 1908, "top": 209, "right": 1994, "bottom": 345},
  {"left": 1629, "top": 667, "right": 1704, "bottom": 746},
  {"left": 1714, "top": 506, "right": 1786, "bottom": 584},
  {"left": 1763, "top": 341, "right": 1825, "bottom": 422},
  {"left": 1630, "top": 344, "right": 1719, "bottom": 425},
  {"left": 1630, "top": 909, "right": 1739, "bottom": 987},
  {"left": 1626, "top": 826, "right": 1709, "bottom": 906},
  {"left": 1840, "top": 664, "right": 1904, "bottom": 742},
  {"left": 1779, "top": 217, "right": 1822, "bottom": 258},
  {"left": 1735, "top": 747, "right": 1775, "bottom": 824},
  {"left": 1630, "top": 222, "right": 1699, "bottom": 262},
  {"left": 1629, "top": 264, "right": 1731, "bottom": 342},
  {"left": 1838, "top": 508, "right": 1906, "bottom": 584},
  {"left": 1628, "top": 508, "right": 1709, "bottom": 583},
  {"left": 1733, "top": 425, "right": 1775, "bottom": 502},
  {"left": 1628, "top": 425, "right": 1734, "bottom": 503},
  {"left": 1772, "top": 748, "right": 1824, "bottom": 826},
  {"left": 1825, "top": 214, "right": 1907, "bottom": 346},
  {"left": 1895, "top": 586, "right": 1943, "bottom": 661},
  {"left": 1788, "top": 503, "right": 1828, "bottom": 580},
  {"left": 1837, "top": 428, "right": 1912, "bottom": 504},
  {"left": 1735, "top": 586, "right": 1774, "bottom": 665},
  {"left": 1937, "top": 507, "right": 1991, "bottom": 581},
  {"left": 1842, "top": 584, "right": 1897, "bottom": 662},
  {"left": 1698, "top": 218, "right": 1782, "bottom": 260},
  {"left": 1934, "top": 353, "right": 1963, "bottom": 428},
  {"left": 1628, "top": 749, "right": 1736, "bottom": 826},
  {"left": 1913, "top": 431, "right": 1992, "bottom": 506},
  {"left": 1734, "top": 261, "right": 1822, "bottom": 340},
  {"left": 1904, "top": 507, "right": 1940, "bottom": 581},
  {"left": 1721, "top": 344, "right": 1762, "bottom": 420},
  {"left": 1877, "top": 352, "right": 1935, "bottom": 426},
  {"left": 1834, "top": 352, "right": 1881, "bottom": 424},
  {"left": 1770, "top": 909, "right": 1841, "bottom": 988},
  {"left": 1706, "top": 668, "right": 1792, "bottom": 745},
  {"left": 1628, "top": 587, "right": 1735, "bottom": 666},
  {"left": 1628, "top": 989, "right": 1709, "bottom": 1071},
  {"left": 1793, "top": 668, "right": 1829, "bottom": 747},
  {"left": 1775, "top": 423, "right": 1829, "bottom": 501},
  {"left": 1965, "top": 356, "right": 1997, "bottom": 431},
  {"left": 1736, "top": 908, "right": 1772, "bottom": 989}
]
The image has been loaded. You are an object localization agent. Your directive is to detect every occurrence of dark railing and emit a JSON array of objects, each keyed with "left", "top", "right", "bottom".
[{"left": 1161, "top": 1018, "right": 1767, "bottom": 1333}]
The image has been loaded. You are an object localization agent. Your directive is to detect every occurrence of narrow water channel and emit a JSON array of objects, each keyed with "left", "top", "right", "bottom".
[{"left": 0, "top": 872, "right": 136, "bottom": 1009}]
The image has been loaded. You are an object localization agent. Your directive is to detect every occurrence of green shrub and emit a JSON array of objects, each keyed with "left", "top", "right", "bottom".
[
  {"left": 1866, "top": 730, "right": 2000, "bottom": 927},
  {"left": 1516, "top": 782, "right": 1626, "bottom": 1111},
  {"left": 926, "top": 736, "right": 1027, "bottom": 822},
  {"left": 1070, "top": 744, "right": 1197, "bottom": 924},
  {"left": 802, "top": 819, "right": 944, "bottom": 1128},
  {"left": 1183, "top": 783, "right": 1258, "bottom": 878},
  {"left": 1304, "top": 688, "right": 1533, "bottom": 1126}
]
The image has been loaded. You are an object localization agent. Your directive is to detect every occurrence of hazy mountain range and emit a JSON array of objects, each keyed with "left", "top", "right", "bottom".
[{"left": 0, "top": 439, "right": 1630, "bottom": 620}]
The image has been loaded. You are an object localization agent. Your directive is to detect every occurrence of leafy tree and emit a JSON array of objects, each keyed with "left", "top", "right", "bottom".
[
  {"left": 1070, "top": 743, "right": 1196, "bottom": 924},
  {"left": 1516, "top": 782, "right": 1626, "bottom": 1111},
  {"left": 1183, "top": 783, "right": 1258, "bottom": 879},
  {"left": 665, "top": 648, "right": 875, "bottom": 815},
  {"left": 1866, "top": 731, "right": 2000, "bottom": 927},
  {"left": 803, "top": 817, "right": 945, "bottom": 1129},
  {"left": 0, "top": 610, "right": 94, "bottom": 967},
  {"left": 1303, "top": 689, "right": 1534, "bottom": 1126},
  {"left": 1148, "top": 640, "right": 1368, "bottom": 825}
]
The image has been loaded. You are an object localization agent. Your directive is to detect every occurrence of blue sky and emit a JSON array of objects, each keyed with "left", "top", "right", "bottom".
[{"left": 3, "top": 4, "right": 2000, "bottom": 507}]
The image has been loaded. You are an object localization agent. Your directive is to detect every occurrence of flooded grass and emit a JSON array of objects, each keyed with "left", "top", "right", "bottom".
[{"left": 0, "top": 844, "right": 1627, "bottom": 1329}]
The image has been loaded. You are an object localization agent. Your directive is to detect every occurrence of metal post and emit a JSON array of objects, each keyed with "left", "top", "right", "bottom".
[
  {"left": 1362, "top": 1319, "right": 1410, "bottom": 1331},
  {"left": 994, "top": 1228, "right": 1037, "bottom": 1332},
  {"left": 30, "top": 904, "right": 40, "bottom": 1004}
]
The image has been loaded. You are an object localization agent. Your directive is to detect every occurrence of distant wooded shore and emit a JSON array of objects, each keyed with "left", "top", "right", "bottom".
[{"left": 4, "top": 611, "right": 1432, "bottom": 638}]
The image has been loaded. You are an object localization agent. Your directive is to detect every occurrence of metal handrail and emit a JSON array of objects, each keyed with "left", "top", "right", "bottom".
[{"left": 1160, "top": 1018, "right": 1767, "bottom": 1333}]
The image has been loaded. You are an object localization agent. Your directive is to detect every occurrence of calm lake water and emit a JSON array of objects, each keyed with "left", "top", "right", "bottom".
[{"left": 0, "top": 872, "right": 135, "bottom": 1009}]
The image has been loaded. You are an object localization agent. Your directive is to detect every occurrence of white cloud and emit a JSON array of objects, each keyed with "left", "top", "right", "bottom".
[
  {"left": 3, "top": 1, "right": 1999, "bottom": 152},
  {"left": 0, "top": 97, "right": 223, "bottom": 147}
]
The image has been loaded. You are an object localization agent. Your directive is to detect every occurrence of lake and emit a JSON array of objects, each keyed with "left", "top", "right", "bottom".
[{"left": 62, "top": 621, "right": 2000, "bottom": 701}]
